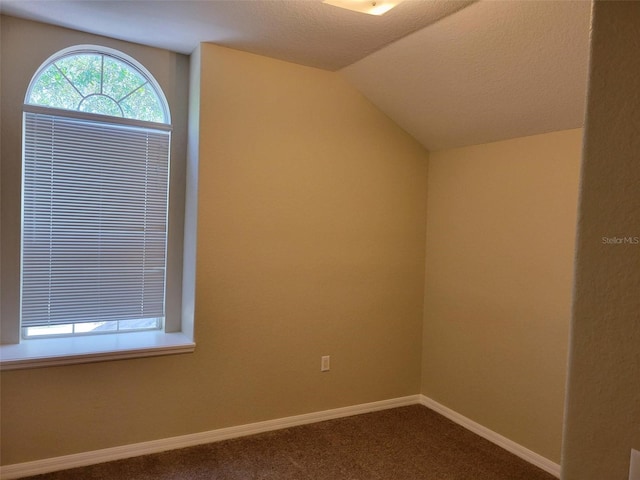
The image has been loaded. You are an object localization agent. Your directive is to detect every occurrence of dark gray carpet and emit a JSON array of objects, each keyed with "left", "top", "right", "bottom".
[{"left": 24, "top": 405, "right": 557, "bottom": 479}]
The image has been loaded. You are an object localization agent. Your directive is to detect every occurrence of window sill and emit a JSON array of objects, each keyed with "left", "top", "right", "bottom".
[{"left": 0, "top": 331, "right": 195, "bottom": 370}]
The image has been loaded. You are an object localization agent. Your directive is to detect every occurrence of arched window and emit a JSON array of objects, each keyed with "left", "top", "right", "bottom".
[
  {"left": 26, "top": 46, "right": 169, "bottom": 123},
  {"left": 21, "top": 46, "right": 173, "bottom": 338}
]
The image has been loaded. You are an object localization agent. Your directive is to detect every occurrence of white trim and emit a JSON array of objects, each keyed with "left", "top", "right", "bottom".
[
  {"left": 0, "top": 332, "right": 195, "bottom": 371},
  {"left": 419, "top": 395, "right": 561, "bottom": 478},
  {"left": 0, "top": 395, "right": 560, "bottom": 479},
  {"left": 0, "top": 395, "right": 419, "bottom": 479},
  {"left": 22, "top": 104, "right": 172, "bottom": 131}
]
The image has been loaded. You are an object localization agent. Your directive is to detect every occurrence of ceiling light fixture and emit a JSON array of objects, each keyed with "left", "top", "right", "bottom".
[{"left": 322, "top": 0, "right": 403, "bottom": 16}]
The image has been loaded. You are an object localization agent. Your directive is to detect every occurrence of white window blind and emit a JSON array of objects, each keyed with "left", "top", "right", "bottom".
[{"left": 21, "top": 111, "right": 171, "bottom": 329}]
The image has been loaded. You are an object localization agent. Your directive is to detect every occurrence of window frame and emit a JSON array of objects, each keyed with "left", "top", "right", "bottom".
[
  {"left": 25, "top": 45, "right": 171, "bottom": 124},
  {"left": 0, "top": 45, "right": 195, "bottom": 370}
]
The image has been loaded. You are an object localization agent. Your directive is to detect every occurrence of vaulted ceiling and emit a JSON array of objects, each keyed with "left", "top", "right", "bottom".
[
  {"left": 1, "top": 0, "right": 592, "bottom": 151},
  {"left": 344, "top": 0, "right": 591, "bottom": 150}
]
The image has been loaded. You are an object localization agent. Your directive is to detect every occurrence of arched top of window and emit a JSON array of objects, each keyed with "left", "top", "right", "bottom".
[{"left": 25, "top": 45, "right": 170, "bottom": 124}]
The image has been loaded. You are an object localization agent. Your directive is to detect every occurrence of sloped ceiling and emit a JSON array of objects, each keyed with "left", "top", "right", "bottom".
[
  {"left": 0, "top": 0, "right": 592, "bottom": 151},
  {"left": 342, "top": 0, "right": 592, "bottom": 151}
]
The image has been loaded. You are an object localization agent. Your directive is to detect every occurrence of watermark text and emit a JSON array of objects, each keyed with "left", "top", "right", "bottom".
[{"left": 602, "top": 236, "right": 639, "bottom": 245}]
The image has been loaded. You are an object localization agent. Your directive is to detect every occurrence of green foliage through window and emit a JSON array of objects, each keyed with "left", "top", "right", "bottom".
[{"left": 27, "top": 51, "right": 168, "bottom": 123}]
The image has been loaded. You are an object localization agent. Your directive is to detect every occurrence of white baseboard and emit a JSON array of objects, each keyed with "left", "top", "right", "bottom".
[
  {"left": 419, "top": 395, "right": 561, "bottom": 478},
  {"left": 0, "top": 394, "right": 560, "bottom": 479},
  {"left": 0, "top": 395, "right": 420, "bottom": 479}
]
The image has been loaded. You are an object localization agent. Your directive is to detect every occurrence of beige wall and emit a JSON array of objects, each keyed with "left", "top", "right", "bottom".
[
  {"left": 422, "top": 129, "right": 583, "bottom": 463},
  {"left": 0, "top": 19, "right": 429, "bottom": 464},
  {"left": 562, "top": 2, "right": 640, "bottom": 479},
  {"left": 191, "top": 41, "right": 428, "bottom": 423}
]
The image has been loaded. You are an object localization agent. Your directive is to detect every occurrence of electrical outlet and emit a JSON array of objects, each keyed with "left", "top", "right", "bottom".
[
  {"left": 629, "top": 449, "right": 640, "bottom": 480},
  {"left": 321, "top": 355, "right": 330, "bottom": 372}
]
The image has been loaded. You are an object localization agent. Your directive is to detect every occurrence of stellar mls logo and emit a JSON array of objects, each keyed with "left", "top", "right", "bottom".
[{"left": 602, "top": 236, "right": 640, "bottom": 245}]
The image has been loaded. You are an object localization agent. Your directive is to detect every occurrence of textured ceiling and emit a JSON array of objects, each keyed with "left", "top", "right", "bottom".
[
  {"left": 342, "top": 0, "right": 592, "bottom": 150},
  {"left": 0, "top": 0, "right": 474, "bottom": 71},
  {"left": 0, "top": 0, "right": 591, "bottom": 151}
]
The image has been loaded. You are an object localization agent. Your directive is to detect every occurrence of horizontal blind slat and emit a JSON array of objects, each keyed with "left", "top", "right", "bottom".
[{"left": 21, "top": 111, "right": 170, "bottom": 329}]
